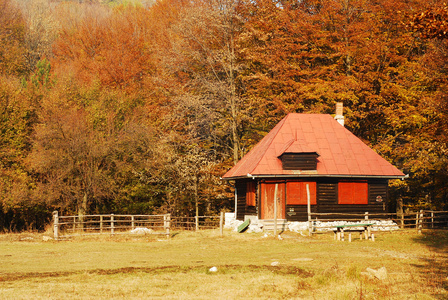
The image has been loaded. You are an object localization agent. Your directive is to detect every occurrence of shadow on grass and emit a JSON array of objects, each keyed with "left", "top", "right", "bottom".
[
  {"left": 413, "top": 230, "right": 448, "bottom": 252},
  {"left": 412, "top": 230, "right": 448, "bottom": 299}
]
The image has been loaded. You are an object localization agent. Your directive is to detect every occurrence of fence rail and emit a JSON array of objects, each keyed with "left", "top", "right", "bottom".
[
  {"left": 308, "top": 210, "right": 448, "bottom": 233},
  {"left": 53, "top": 210, "right": 447, "bottom": 239},
  {"left": 170, "top": 216, "right": 222, "bottom": 231},
  {"left": 52, "top": 211, "right": 224, "bottom": 240}
]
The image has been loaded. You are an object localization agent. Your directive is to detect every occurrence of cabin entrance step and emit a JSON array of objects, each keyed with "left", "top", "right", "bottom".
[{"left": 259, "top": 219, "right": 288, "bottom": 231}]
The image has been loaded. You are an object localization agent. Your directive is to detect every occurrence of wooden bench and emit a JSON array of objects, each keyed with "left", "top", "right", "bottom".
[{"left": 333, "top": 223, "right": 374, "bottom": 242}]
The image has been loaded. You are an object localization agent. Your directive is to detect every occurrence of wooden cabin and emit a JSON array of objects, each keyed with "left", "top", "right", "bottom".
[{"left": 222, "top": 110, "right": 405, "bottom": 222}]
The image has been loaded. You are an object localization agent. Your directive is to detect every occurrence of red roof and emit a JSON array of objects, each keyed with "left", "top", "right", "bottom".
[{"left": 223, "top": 114, "right": 405, "bottom": 179}]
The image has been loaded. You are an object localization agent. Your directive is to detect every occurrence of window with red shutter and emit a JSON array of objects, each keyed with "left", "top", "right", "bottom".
[
  {"left": 286, "top": 182, "right": 316, "bottom": 205},
  {"left": 338, "top": 182, "right": 368, "bottom": 204},
  {"left": 246, "top": 182, "right": 256, "bottom": 206}
]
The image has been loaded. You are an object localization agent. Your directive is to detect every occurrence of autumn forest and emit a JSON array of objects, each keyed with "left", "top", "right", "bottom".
[{"left": 0, "top": 0, "right": 447, "bottom": 231}]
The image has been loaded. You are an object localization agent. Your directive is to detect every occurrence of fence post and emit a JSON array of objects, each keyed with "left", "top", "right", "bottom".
[
  {"left": 100, "top": 215, "right": 103, "bottom": 233},
  {"left": 220, "top": 211, "right": 224, "bottom": 237},
  {"left": 195, "top": 216, "right": 199, "bottom": 232},
  {"left": 364, "top": 212, "right": 369, "bottom": 222},
  {"left": 306, "top": 184, "right": 312, "bottom": 236},
  {"left": 431, "top": 211, "right": 434, "bottom": 229},
  {"left": 401, "top": 213, "right": 405, "bottom": 229},
  {"left": 53, "top": 211, "right": 59, "bottom": 240},
  {"left": 131, "top": 215, "right": 135, "bottom": 230},
  {"left": 416, "top": 212, "right": 419, "bottom": 230},
  {"left": 72, "top": 216, "right": 76, "bottom": 232},
  {"left": 274, "top": 183, "right": 278, "bottom": 237},
  {"left": 111, "top": 214, "right": 115, "bottom": 234},
  {"left": 397, "top": 198, "right": 404, "bottom": 229},
  {"left": 418, "top": 210, "right": 423, "bottom": 234},
  {"left": 164, "top": 214, "right": 170, "bottom": 238}
]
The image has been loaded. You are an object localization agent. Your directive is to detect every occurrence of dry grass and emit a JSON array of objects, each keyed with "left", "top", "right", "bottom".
[{"left": 0, "top": 229, "right": 447, "bottom": 299}]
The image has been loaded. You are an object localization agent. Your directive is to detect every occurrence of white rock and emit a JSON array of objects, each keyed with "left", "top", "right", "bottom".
[
  {"left": 271, "top": 261, "right": 280, "bottom": 266},
  {"left": 288, "top": 222, "right": 309, "bottom": 232},
  {"left": 209, "top": 266, "right": 218, "bottom": 272},
  {"left": 42, "top": 236, "right": 52, "bottom": 241},
  {"left": 288, "top": 220, "right": 399, "bottom": 233},
  {"left": 247, "top": 224, "right": 263, "bottom": 233},
  {"left": 130, "top": 227, "right": 153, "bottom": 234}
]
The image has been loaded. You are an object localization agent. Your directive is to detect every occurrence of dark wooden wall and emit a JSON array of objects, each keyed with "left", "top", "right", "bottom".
[
  {"left": 234, "top": 178, "right": 389, "bottom": 221},
  {"left": 235, "top": 179, "right": 257, "bottom": 220},
  {"left": 280, "top": 153, "right": 318, "bottom": 170},
  {"left": 287, "top": 179, "right": 389, "bottom": 221}
]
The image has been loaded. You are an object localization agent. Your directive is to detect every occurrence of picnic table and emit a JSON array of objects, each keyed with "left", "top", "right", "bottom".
[{"left": 333, "top": 223, "right": 374, "bottom": 242}]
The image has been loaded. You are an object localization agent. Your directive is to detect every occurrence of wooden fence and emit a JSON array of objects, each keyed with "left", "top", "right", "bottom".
[
  {"left": 309, "top": 210, "right": 448, "bottom": 233},
  {"left": 170, "top": 215, "right": 223, "bottom": 231},
  {"left": 52, "top": 211, "right": 224, "bottom": 240},
  {"left": 53, "top": 210, "right": 447, "bottom": 239}
]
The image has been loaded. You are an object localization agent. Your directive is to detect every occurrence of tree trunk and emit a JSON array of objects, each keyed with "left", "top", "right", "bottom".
[
  {"left": 195, "top": 174, "right": 199, "bottom": 219},
  {"left": 78, "top": 191, "right": 88, "bottom": 230},
  {"left": 228, "top": 35, "right": 240, "bottom": 165}
]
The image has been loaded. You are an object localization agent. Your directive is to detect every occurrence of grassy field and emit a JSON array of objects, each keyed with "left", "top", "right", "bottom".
[{"left": 0, "top": 229, "right": 447, "bottom": 299}]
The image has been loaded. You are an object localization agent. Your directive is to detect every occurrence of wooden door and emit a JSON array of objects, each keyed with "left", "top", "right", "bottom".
[{"left": 260, "top": 182, "right": 285, "bottom": 219}]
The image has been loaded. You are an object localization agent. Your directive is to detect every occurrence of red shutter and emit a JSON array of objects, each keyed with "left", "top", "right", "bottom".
[
  {"left": 286, "top": 182, "right": 316, "bottom": 205},
  {"left": 246, "top": 182, "right": 256, "bottom": 206},
  {"left": 338, "top": 182, "right": 368, "bottom": 204},
  {"left": 354, "top": 182, "right": 368, "bottom": 204}
]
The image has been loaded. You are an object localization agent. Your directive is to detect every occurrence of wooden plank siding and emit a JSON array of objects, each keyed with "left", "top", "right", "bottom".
[
  {"left": 235, "top": 180, "right": 257, "bottom": 220},
  {"left": 260, "top": 181, "right": 285, "bottom": 219},
  {"left": 234, "top": 178, "right": 389, "bottom": 221},
  {"left": 280, "top": 153, "right": 318, "bottom": 170},
  {"left": 312, "top": 179, "right": 388, "bottom": 221}
]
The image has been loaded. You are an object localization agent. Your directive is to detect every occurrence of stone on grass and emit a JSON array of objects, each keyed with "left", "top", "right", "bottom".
[
  {"left": 209, "top": 266, "right": 218, "bottom": 273},
  {"left": 247, "top": 224, "right": 263, "bottom": 233},
  {"left": 130, "top": 227, "right": 153, "bottom": 234},
  {"left": 362, "top": 267, "right": 388, "bottom": 281}
]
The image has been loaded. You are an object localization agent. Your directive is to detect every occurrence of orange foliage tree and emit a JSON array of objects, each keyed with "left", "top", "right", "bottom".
[
  {"left": 409, "top": 2, "right": 448, "bottom": 39},
  {"left": 145, "top": 0, "right": 246, "bottom": 215},
  {"left": 404, "top": 2, "right": 448, "bottom": 208},
  {"left": 53, "top": 4, "right": 154, "bottom": 92},
  {"left": 28, "top": 80, "right": 163, "bottom": 217},
  {"left": 237, "top": 0, "right": 448, "bottom": 208},
  {"left": 0, "top": 0, "right": 27, "bottom": 76},
  {"left": 4, "top": 0, "right": 448, "bottom": 231}
]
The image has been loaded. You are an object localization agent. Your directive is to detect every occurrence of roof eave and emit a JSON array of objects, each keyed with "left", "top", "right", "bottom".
[{"left": 221, "top": 174, "right": 407, "bottom": 180}]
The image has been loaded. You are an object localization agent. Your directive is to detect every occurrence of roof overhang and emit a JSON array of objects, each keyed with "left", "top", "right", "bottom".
[{"left": 222, "top": 174, "right": 408, "bottom": 181}]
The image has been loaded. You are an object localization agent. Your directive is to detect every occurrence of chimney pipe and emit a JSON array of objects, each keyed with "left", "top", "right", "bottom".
[{"left": 335, "top": 102, "right": 345, "bottom": 126}]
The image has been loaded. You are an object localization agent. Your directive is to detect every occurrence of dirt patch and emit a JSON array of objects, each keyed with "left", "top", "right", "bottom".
[{"left": 0, "top": 264, "right": 313, "bottom": 282}]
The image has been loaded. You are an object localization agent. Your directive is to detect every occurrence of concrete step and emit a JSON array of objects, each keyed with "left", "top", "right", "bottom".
[{"left": 259, "top": 219, "right": 288, "bottom": 231}]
